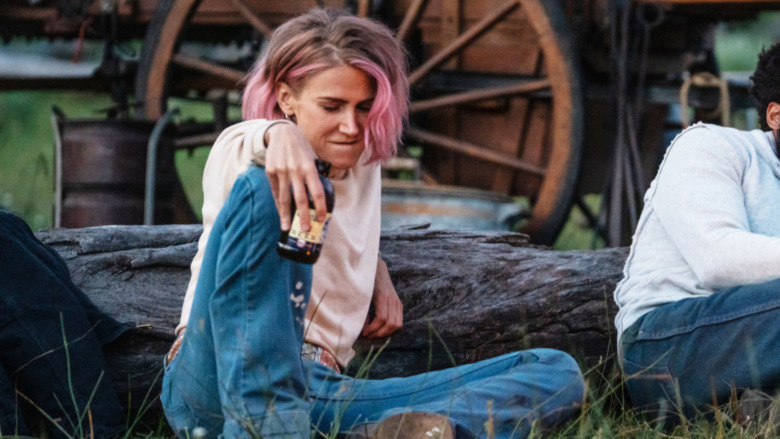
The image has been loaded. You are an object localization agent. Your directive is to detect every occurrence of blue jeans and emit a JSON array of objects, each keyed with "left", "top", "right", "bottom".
[
  {"left": 0, "top": 211, "right": 128, "bottom": 438},
  {"left": 621, "top": 278, "right": 780, "bottom": 420},
  {"left": 162, "top": 166, "right": 585, "bottom": 438}
]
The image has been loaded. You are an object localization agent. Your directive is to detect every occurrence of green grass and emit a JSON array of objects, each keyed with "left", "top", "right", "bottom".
[
  {"left": 99, "top": 357, "right": 780, "bottom": 438},
  {"left": 549, "top": 365, "right": 780, "bottom": 439}
]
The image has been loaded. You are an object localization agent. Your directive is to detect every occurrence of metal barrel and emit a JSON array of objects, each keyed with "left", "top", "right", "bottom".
[
  {"left": 56, "top": 118, "right": 178, "bottom": 228},
  {"left": 381, "top": 180, "right": 526, "bottom": 231}
]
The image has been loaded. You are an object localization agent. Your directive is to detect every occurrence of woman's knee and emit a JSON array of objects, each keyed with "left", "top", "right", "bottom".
[{"left": 531, "top": 348, "right": 586, "bottom": 403}]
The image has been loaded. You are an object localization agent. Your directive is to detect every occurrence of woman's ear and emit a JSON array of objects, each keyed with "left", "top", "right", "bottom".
[
  {"left": 767, "top": 101, "right": 780, "bottom": 132},
  {"left": 276, "top": 82, "right": 295, "bottom": 116}
]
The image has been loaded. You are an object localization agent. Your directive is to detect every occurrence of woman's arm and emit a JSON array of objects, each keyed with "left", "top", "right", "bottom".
[
  {"left": 361, "top": 255, "right": 403, "bottom": 338},
  {"left": 178, "top": 119, "right": 321, "bottom": 334}
]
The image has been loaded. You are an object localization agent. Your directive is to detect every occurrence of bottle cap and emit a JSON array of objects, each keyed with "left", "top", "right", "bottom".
[{"left": 315, "top": 159, "right": 332, "bottom": 177}]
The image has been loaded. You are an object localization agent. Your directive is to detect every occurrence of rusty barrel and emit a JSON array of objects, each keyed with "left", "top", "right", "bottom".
[
  {"left": 56, "top": 118, "right": 178, "bottom": 227},
  {"left": 381, "top": 180, "right": 525, "bottom": 231}
]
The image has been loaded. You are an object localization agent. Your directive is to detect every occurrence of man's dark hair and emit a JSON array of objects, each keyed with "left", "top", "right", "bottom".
[{"left": 750, "top": 42, "right": 780, "bottom": 130}]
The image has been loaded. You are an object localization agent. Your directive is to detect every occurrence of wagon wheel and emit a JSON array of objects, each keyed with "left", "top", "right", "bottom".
[{"left": 134, "top": 0, "right": 583, "bottom": 245}]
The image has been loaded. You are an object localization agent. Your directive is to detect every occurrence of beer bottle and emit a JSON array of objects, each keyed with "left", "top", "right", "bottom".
[{"left": 277, "top": 159, "right": 335, "bottom": 264}]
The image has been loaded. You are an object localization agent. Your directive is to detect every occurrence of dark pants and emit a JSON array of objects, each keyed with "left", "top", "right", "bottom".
[
  {"left": 0, "top": 211, "right": 128, "bottom": 438},
  {"left": 622, "top": 278, "right": 780, "bottom": 421}
]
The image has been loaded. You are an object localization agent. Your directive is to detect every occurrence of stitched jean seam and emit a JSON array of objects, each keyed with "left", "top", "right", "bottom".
[
  {"left": 313, "top": 353, "right": 529, "bottom": 401},
  {"left": 639, "top": 297, "right": 780, "bottom": 340}
]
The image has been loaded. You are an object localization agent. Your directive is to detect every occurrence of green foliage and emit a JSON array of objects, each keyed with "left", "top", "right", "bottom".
[
  {"left": 554, "top": 194, "right": 604, "bottom": 251},
  {"left": 0, "top": 91, "right": 114, "bottom": 229},
  {"left": 715, "top": 12, "right": 780, "bottom": 72}
]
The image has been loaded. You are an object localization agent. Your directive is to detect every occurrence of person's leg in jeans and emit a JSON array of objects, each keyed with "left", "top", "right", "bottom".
[
  {"left": 621, "top": 278, "right": 780, "bottom": 421},
  {"left": 161, "top": 166, "right": 312, "bottom": 439},
  {"left": 0, "top": 211, "right": 127, "bottom": 439},
  {"left": 308, "top": 348, "right": 585, "bottom": 438}
]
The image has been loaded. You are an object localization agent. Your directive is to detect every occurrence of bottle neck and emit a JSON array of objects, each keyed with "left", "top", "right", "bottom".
[{"left": 315, "top": 159, "right": 332, "bottom": 178}]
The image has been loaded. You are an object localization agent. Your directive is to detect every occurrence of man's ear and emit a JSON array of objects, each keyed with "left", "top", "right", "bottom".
[
  {"left": 276, "top": 82, "right": 295, "bottom": 117},
  {"left": 767, "top": 102, "right": 780, "bottom": 132}
]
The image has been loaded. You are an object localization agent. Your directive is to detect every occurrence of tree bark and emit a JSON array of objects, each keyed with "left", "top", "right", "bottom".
[{"left": 36, "top": 225, "right": 627, "bottom": 422}]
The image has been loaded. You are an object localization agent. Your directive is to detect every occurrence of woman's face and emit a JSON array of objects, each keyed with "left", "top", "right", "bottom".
[{"left": 279, "top": 65, "right": 376, "bottom": 175}]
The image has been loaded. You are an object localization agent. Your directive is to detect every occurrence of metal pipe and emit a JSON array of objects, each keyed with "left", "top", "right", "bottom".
[
  {"left": 50, "top": 106, "right": 66, "bottom": 228},
  {"left": 145, "top": 108, "right": 178, "bottom": 225}
]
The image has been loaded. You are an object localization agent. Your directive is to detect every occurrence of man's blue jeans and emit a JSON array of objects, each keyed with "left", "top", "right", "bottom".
[
  {"left": 621, "top": 278, "right": 780, "bottom": 420},
  {"left": 161, "top": 166, "right": 585, "bottom": 438}
]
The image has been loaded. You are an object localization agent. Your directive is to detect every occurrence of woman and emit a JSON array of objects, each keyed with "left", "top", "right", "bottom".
[{"left": 162, "top": 8, "right": 585, "bottom": 439}]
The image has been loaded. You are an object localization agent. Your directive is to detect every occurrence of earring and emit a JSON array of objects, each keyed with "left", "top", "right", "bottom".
[{"left": 284, "top": 113, "right": 290, "bottom": 120}]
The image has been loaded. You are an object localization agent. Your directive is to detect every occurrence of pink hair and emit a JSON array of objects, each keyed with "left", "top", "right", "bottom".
[{"left": 241, "top": 8, "right": 409, "bottom": 163}]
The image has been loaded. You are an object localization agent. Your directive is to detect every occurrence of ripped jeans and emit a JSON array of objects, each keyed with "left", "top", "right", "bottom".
[
  {"left": 621, "top": 278, "right": 780, "bottom": 420},
  {"left": 161, "top": 165, "right": 586, "bottom": 439}
]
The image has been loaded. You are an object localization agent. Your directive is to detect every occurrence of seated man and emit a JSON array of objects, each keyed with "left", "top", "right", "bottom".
[
  {"left": 614, "top": 41, "right": 780, "bottom": 421},
  {"left": 0, "top": 210, "right": 129, "bottom": 438}
]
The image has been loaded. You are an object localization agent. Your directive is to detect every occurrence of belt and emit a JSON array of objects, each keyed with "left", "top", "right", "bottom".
[
  {"left": 301, "top": 342, "right": 342, "bottom": 374},
  {"left": 167, "top": 330, "right": 341, "bottom": 374}
]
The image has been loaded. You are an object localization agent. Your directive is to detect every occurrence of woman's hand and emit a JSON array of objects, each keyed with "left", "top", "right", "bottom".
[
  {"left": 166, "top": 328, "right": 186, "bottom": 365},
  {"left": 362, "top": 257, "right": 403, "bottom": 338},
  {"left": 264, "top": 122, "right": 328, "bottom": 232}
]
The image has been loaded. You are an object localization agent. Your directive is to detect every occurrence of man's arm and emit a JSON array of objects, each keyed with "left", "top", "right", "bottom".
[{"left": 652, "top": 126, "right": 780, "bottom": 289}]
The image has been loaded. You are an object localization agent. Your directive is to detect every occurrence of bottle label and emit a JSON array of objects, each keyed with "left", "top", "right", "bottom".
[{"left": 289, "top": 209, "right": 332, "bottom": 245}]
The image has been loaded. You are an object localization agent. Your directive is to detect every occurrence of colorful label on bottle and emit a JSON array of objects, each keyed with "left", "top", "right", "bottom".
[{"left": 288, "top": 209, "right": 332, "bottom": 245}]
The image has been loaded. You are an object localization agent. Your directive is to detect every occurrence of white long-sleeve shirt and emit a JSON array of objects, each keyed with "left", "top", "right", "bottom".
[
  {"left": 614, "top": 123, "right": 780, "bottom": 348},
  {"left": 178, "top": 119, "right": 381, "bottom": 367}
]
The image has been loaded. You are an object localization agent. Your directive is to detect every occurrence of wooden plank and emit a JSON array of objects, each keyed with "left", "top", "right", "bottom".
[
  {"left": 440, "top": 0, "right": 460, "bottom": 69},
  {"left": 410, "top": 79, "right": 549, "bottom": 113},
  {"left": 357, "top": 0, "right": 370, "bottom": 17},
  {"left": 513, "top": 99, "right": 550, "bottom": 197},
  {"left": 172, "top": 53, "right": 245, "bottom": 83},
  {"left": 407, "top": 127, "right": 546, "bottom": 176},
  {"left": 408, "top": 0, "right": 520, "bottom": 84},
  {"left": 396, "top": 0, "right": 429, "bottom": 42},
  {"left": 231, "top": 0, "right": 274, "bottom": 39},
  {"left": 490, "top": 48, "right": 543, "bottom": 193},
  {"left": 0, "top": 6, "right": 58, "bottom": 20}
]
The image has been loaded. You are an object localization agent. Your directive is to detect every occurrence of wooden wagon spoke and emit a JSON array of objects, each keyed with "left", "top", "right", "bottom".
[
  {"left": 408, "top": 0, "right": 520, "bottom": 85},
  {"left": 396, "top": 0, "right": 429, "bottom": 43},
  {"left": 172, "top": 54, "right": 245, "bottom": 84},
  {"left": 406, "top": 127, "right": 546, "bottom": 176},
  {"left": 230, "top": 0, "right": 273, "bottom": 39},
  {"left": 410, "top": 78, "right": 550, "bottom": 113},
  {"left": 357, "top": 0, "right": 370, "bottom": 18}
]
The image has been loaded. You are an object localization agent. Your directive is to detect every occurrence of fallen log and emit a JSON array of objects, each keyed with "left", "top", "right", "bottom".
[{"left": 36, "top": 225, "right": 627, "bottom": 423}]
